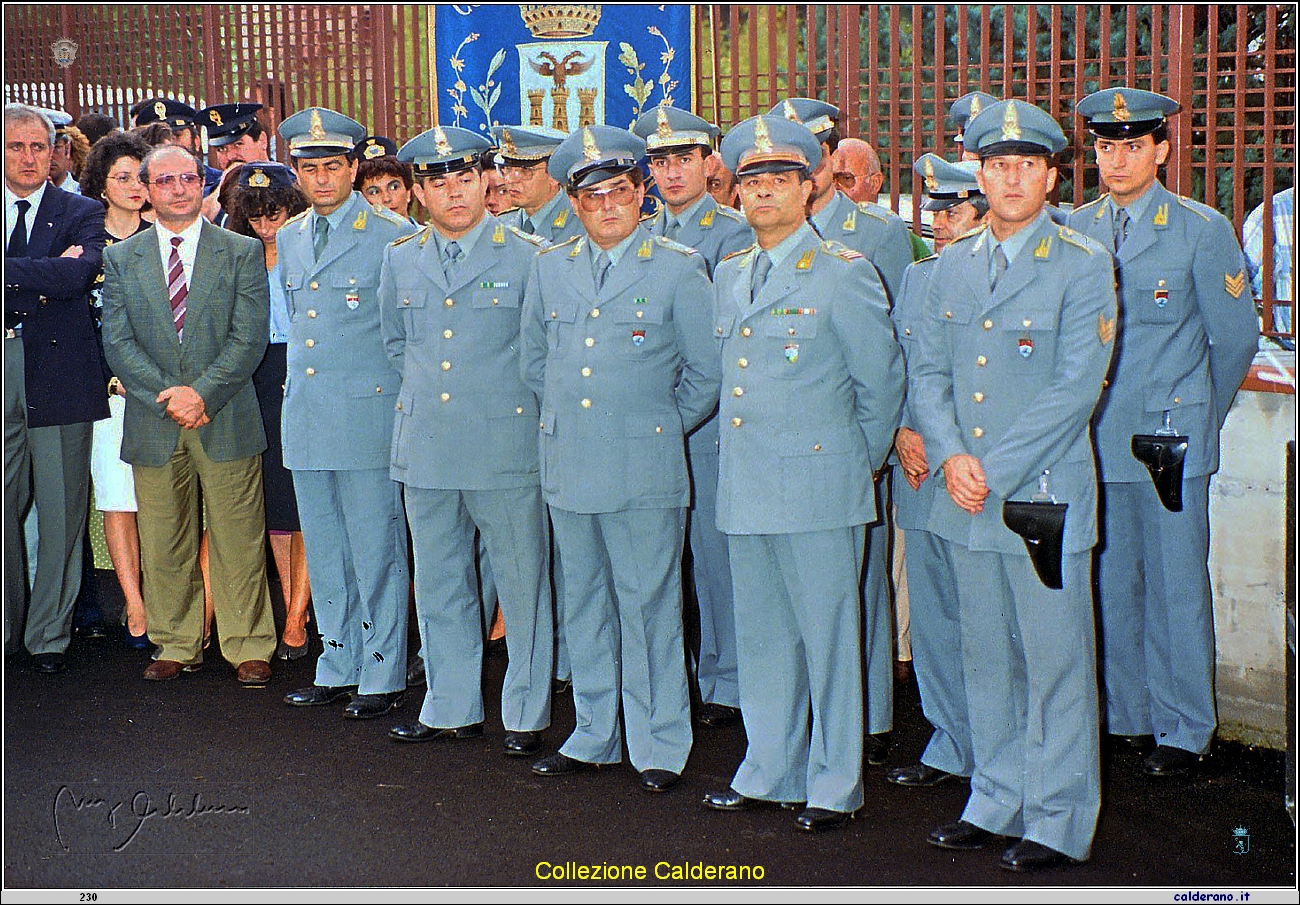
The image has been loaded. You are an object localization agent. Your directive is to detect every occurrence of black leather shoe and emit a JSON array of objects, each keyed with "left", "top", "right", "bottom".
[
  {"left": 1108, "top": 733, "right": 1156, "bottom": 755},
  {"left": 927, "top": 820, "right": 995, "bottom": 850},
  {"left": 31, "top": 652, "right": 66, "bottom": 674},
  {"left": 389, "top": 721, "right": 483, "bottom": 742},
  {"left": 887, "top": 763, "right": 958, "bottom": 787},
  {"left": 698, "top": 702, "right": 741, "bottom": 727},
  {"left": 531, "top": 752, "right": 591, "bottom": 776},
  {"left": 503, "top": 730, "right": 541, "bottom": 757},
  {"left": 639, "top": 769, "right": 680, "bottom": 793},
  {"left": 77, "top": 622, "right": 111, "bottom": 642},
  {"left": 1143, "top": 744, "right": 1201, "bottom": 777},
  {"left": 274, "top": 639, "right": 309, "bottom": 661},
  {"left": 344, "top": 691, "right": 405, "bottom": 720},
  {"left": 283, "top": 684, "right": 356, "bottom": 707},
  {"left": 795, "top": 807, "right": 851, "bottom": 832},
  {"left": 406, "top": 655, "right": 426, "bottom": 687},
  {"left": 865, "top": 732, "right": 890, "bottom": 766},
  {"left": 702, "top": 788, "right": 753, "bottom": 811},
  {"left": 1001, "top": 839, "right": 1075, "bottom": 873}
]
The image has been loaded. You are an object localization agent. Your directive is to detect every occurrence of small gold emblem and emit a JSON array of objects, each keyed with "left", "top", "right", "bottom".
[
  {"left": 434, "top": 126, "right": 452, "bottom": 157},
  {"left": 248, "top": 167, "right": 270, "bottom": 188},
  {"left": 637, "top": 239, "right": 654, "bottom": 258},
  {"left": 754, "top": 117, "right": 773, "bottom": 154},
  {"left": 352, "top": 208, "right": 368, "bottom": 230},
  {"left": 1153, "top": 203, "right": 1169, "bottom": 227},
  {"left": 1113, "top": 93, "right": 1131, "bottom": 122},
  {"left": 782, "top": 100, "right": 800, "bottom": 123},
  {"left": 655, "top": 105, "right": 672, "bottom": 140},
  {"left": 308, "top": 109, "right": 327, "bottom": 141},
  {"left": 209, "top": 109, "right": 223, "bottom": 127},
  {"left": 492, "top": 224, "right": 506, "bottom": 245},
  {"left": 1001, "top": 102, "right": 1021, "bottom": 141},
  {"left": 969, "top": 96, "right": 983, "bottom": 118},
  {"left": 1098, "top": 312, "right": 1116, "bottom": 344},
  {"left": 795, "top": 249, "right": 815, "bottom": 270},
  {"left": 1033, "top": 237, "right": 1052, "bottom": 259},
  {"left": 364, "top": 142, "right": 384, "bottom": 160},
  {"left": 924, "top": 158, "right": 937, "bottom": 192},
  {"left": 841, "top": 208, "right": 857, "bottom": 232},
  {"left": 581, "top": 127, "right": 601, "bottom": 162},
  {"left": 154, "top": 101, "right": 167, "bottom": 120},
  {"left": 500, "top": 128, "right": 517, "bottom": 156},
  {"left": 699, "top": 208, "right": 715, "bottom": 228}
]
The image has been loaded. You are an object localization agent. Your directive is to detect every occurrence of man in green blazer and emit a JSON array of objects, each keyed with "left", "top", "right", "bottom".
[{"left": 102, "top": 144, "right": 276, "bottom": 685}]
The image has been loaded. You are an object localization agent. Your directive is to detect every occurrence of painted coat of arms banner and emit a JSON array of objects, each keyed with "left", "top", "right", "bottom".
[{"left": 433, "top": 4, "right": 694, "bottom": 135}]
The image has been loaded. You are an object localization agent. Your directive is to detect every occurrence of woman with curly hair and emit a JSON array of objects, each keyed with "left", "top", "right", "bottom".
[{"left": 227, "top": 162, "right": 315, "bottom": 660}]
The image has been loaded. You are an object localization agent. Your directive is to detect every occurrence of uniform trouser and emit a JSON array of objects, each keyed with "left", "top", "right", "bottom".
[
  {"left": 293, "top": 468, "right": 408, "bottom": 694},
  {"left": 1097, "top": 477, "right": 1215, "bottom": 754},
  {"left": 903, "top": 528, "right": 973, "bottom": 776},
  {"left": 550, "top": 506, "right": 692, "bottom": 773},
  {"left": 4, "top": 336, "right": 92, "bottom": 656},
  {"left": 686, "top": 423, "right": 738, "bottom": 708},
  {"left": 411, "top": 532, "right": 496, "bottom": 669},
  {"left": 892, "top": 518, "right": 910, "bottom": 661},
  {"left": 551, "top": 520, "right": 571, "bottom": 681},
  {"left": 404, "top": 485, "right": 553, "bottom": 732},
  {"left": 861, "top": 470, "right": 894, "bottom": 735},
  {"left": 132, "top": 430, "right": 276, "bottom": 666},
  {"left": 729, "top": 526, "right": 866, "bottom": 813},
  {"left": 949, "top": 543, "right": 1100, "bottom": 862}
]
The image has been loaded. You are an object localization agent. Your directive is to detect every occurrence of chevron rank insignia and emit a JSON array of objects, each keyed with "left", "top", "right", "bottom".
[
  {"left": 1225, "top": 270, "right": 1245, "bottom": 298},
  {"left": 1098, "top": 312, "right": 1116, "bottom": 344}
]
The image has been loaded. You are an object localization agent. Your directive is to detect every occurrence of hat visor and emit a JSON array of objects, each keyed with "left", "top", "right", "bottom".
[
  {"left": 735, "top": 159, "right": 808, "bottom": 178},
  {"left": 412, "top": 156, "right": 480, "bottom": 178},
  {"left": 207, "top": 130, "right": 243, "bottom": 148},
  {"left": 570, "top": 162, "right": 639, "bottom": 190},
  {"left": 921, "top": 195, "right": 972, "bottom": 212},
  {"left": 289, "top": 145, "right": 355, "bottom": 160},
  {"left": 646, "top": 139, "right": 711, "bottom": 157},
  {"left": 1087, "top": 119, "right": 1163, "bottom": 141},
  {"left": 977, "top": 140, "right": 1056, "bottom": 159}
]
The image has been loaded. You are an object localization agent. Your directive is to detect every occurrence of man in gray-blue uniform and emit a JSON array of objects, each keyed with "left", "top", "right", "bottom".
[
  {"left": 276, "top": 107, "right": 419, "bottom": 719},
  {"left": 775, "top": 96, "right": 912, "bottom": 764},
  {"left": 632, "top": 103, "right": 754, "bottom": 729},
  {"left": 1070, "top": 88, "right": 1258, "bottom": 777},
  {"left": 378, "top": 125, "right": 554, "bottom": 754},
  {"left": 913, "top": 100, "right": 1116, "bottom": 872},
  {"left": 701, "top": 115, "right": 903, "bottom": 831},
  {"left": 948, "top": 92, "right": 1000, "bottom": 163},
  {"left": 887, "top": 153, "right": 987, "bottom": 789},
  {"left": 491, "top": 125, "right": 585, "bottom": 246},
  {"left": 521, "top": 125, "right": 720, "bottom": 793}
]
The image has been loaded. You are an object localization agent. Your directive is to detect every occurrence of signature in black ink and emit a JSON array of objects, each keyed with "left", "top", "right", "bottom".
[{"left": 53, "top": 786, "right": 250, "bottom": 852}]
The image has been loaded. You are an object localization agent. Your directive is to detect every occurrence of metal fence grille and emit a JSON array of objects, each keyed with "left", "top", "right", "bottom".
[{"left": 5, "top": 3, "right": 1294, "bottom": 354}]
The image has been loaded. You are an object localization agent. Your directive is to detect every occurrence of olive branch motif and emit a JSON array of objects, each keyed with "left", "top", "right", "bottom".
[
  {"left": 619, "top": 26, "right": 680, "bottom": 127},
  {"left": 446, "top": 32, "right": 480, "bottom": 125}
]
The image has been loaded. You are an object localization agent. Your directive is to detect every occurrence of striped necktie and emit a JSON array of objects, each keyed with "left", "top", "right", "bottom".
[{"left": 168, "top": 236, "right": 187, "bottom": 339}]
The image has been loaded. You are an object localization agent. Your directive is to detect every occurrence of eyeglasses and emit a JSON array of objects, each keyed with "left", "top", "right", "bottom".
[
  {"left": 573, "top": 183, "right": 638, "bottom": 212},
  {"left": 147, "top": 172, "right": 203, "bottom": 189},
  {"left": 832, "top": 171, "right": 859, "bottom": 190},
  {"left": 107, "top": 173, "right": 144, "bottom": 186},
  {"left": 500, "top": 163, "right": 545, "bottom": 182}
]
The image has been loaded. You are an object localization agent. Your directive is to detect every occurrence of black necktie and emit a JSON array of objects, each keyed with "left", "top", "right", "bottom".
[{"left": 8, "top": 199, "right": 30, "bottom": 257}]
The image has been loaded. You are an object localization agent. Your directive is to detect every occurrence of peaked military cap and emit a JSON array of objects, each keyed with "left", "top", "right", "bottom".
[
  {"left": 278, "top": 107, "right": 365, "bottom": 159},
  {"left": 547, "top": 125, "right": 645, "bottom": 190},
  {"left": 237, "top": 161, "right": 296, "bottom": 190},
  {"left": 1076, "top": 87, "right": 1180, "bottom": 140},
  {"left": 964, "top": 99, "right": 1068, "bottom": 158},
  {"left": 913, "top": 153, "right": 983, "bottom": 211},
  {"left": 720, "top": 114, "right": 821, "bottom": 178},
  {"left": 398, "top": 126, "right": 491, "bottom": 177},
  {"left": 351, "top": 135, "right": 398, "bottom": 162},
  {"left": 132, "top": 98, "right": 198, "bottom": 130},
  {"left": 948, "top": 91, "right": 1000, "bottom": 144},
  {"left": 768, "top": 97, "right": 839, "bottom": 142},
  {"left": 490, "top": 125, "right": 566, "bottom": 166},
  {"left": 632, "top": 104, "right": 719, "bottom": 155},
  {"left": 198, "top": 103, "right": 264, "bottom": 147}
]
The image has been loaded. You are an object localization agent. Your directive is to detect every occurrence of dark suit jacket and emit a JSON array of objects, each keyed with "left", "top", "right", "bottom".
[
  {"left": 4, "top": 185, "right": 108, "bottom": 428},
  {"left": 101, "top": 220, "right": 269, "bottom": 467}
]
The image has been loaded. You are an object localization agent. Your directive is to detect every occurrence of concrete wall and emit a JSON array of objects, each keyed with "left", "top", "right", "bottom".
[{"left": 1211, "top": 351, "right": 1295, "bottom": 749}]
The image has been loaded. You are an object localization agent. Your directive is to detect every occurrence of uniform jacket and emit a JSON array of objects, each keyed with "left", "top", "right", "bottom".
[
  {"left": 1068, "top": 182, "right": 1258, "bottom": 482},
  {"left": 890, "top": 254, "right": 941, "bottom": 532},
  {"left": 643, "top": 194, "right": 754, "bottom": 278},
  {"left": 713, "top": 227, "right": 904, "bottom": 535},
  {"left": 5, "top": 186, "right": 108, "bottom": 427},
  {"left": 500, "top": 192, "right": 585, "bottom": 246},
  {"left": 102, "top": 221, "right": 268, "bottom": 467},
  {"left": 811, "top": 190, "right": 914, "bottom": 304},
  {"left": 520, "top": 225, "right": 721, "bottom": 514},
  {"left": 911, "top": 213, "right": 1117, "bottom": 555},
  {"left": 277, "top": 192, "right": 418, "bottom": 470},
  {"left": 379, "top": 218, "right": 545, "bottom": 490}
]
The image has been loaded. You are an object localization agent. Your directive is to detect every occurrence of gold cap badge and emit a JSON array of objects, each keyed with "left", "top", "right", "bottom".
[
  {"left": 364, "top": 142, "right": 384, "bottom": 160},
  {"left": 1113, "top": 93, "right": 1130, "bottom": 122},
  {"left": 656, "top": 105, "right": 672, "bottom": 140},
  {"left": 154, "top": 101, "right": 167, "bottom": 120},
  {"left": 754, "top": 117, "right": 773, "bottom": 154},
  {"left": 308, "top": 109, "right": 326, "bottom": 141},
  {"left": 248, "top": 167, "right": 270, "bottom": 188},
  {"left": 434, "top": 126, "right": 452, "bottom": 157},
  {"left": 209, "top": 109, "right": 223, "bottom": 127},
  {"left": 924, "top": 158, "right": 937, "bottom": 192},
  {"left": 970, "top": 95, "right": 983, "bottom": 118},
  {"left": 581, "top": 127, "right": 601, "bottom": 162},
  {"left": 782, "top": 100, "right": 800, "bottom": 123},
  {"left": 1001, "top": 103, "right": 1021, "bottom": 141}
]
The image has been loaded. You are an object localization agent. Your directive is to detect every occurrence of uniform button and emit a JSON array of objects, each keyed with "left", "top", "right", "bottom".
[
  {"left": 443, "top": 329, "right": 453, "bottom": 339},
  {"left": 401, "top": 298, "right": 410, "bottom": 307},
  {"left": 904, "top": 328, "right": 912, "bottom": 336},
  {"left": 945, "top": 311, "right": 953, "bottom": 319},
  {"left": 972, "top": 427, "right": 984, "bottom": 438},
  {"left": 976, "top": 355, "right": 987, "bottom": 366},
  {"left": 375, "top": 386, "right": 382, "bottom": 394},
  {"left": 305, "top": 367, "right": 316, "bottom": 376},
  {"left": 655, "top": 426, "right": 663, "bottom": 433},
  {"left": 305, "top": 339, "right": 315, "bottom": 348},
  {"left": 635, "top": 310, "right": 644, "bottom": 319},
  {"left": 715, "top": 326, "right": 723, "bottom": 335},
  {"left": 585, "top": 337, "right": 595, "bottom": 347},
  {"left": 732, "top": 387, "right": 744, "bottom": 397},
  {"left": 445, "top": 297, "right": 454, "bottom": 307},
  {"left": 492, "top": 298, "right": 499, "bottom": 305},
  {"left": 539, "top": 421, "right": 546, "bottom": 430},
  {"left": 349, "top": 278, "right": 356, "bottom": 285},
  {"left": 308, "top": 309, "right": 317, "bottom": 318},
  {"left": 741, "top": 326, "right": 752, "bottom": 337},
  {"left": 1102, "top": 379, "right": 1110, "bottom": 388},
  {"left": 310, "top": 281, "right": 319, "bottom": 290},
  {"left": 730, "top": 417, "right": 743, "bottom": 428},
  {"left": 441, "top": 361, "right": 451, "bottom": 371},
  {"left": 591, "top": 308, "right": 600, "bottom": 317},
  {"left": 581, "top": 367, "right": 592, "bottom": 377},
  {"left": 973, "top": 392, "right": 984, "bottom": 403},
  {"left": 396, "top": 402, "right": 403, "bottom": 411},
  {"left": 787, "top": 327, "right": 796, "bottom": 336},
  {"left": 1158, "top": 279, "right": 1166, "bottom": 287},
  {"left": 813, "top": 444, "right": 822, "bottom": 451},
  {"left": 738, "top": 358, "right": 748, "bottom": 368},
  {"left": 581, "top": 398, "right": 592, "bottom": 409},
  {"left": 1022, "top": 318, "right": 1033, "bottom": 328},
  {"left": 550, "top": 311, "right": 558, "bottom": 319},
  {"left": 1173, "top": 396, "right": 1181, "bottom": 404},
  {"left": 983, "top": 319, "right": 993, "bottom": 330},
  {"left": 440, "top": 392, "right": 451, "bottom": 402},
  {"left": 516, "top": 406, "right": 524, "bottom": 415}
]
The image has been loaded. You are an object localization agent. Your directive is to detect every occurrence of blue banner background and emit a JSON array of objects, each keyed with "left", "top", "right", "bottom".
[{"left": 433, "top": 4, "right": 693, "bottom": 136}]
